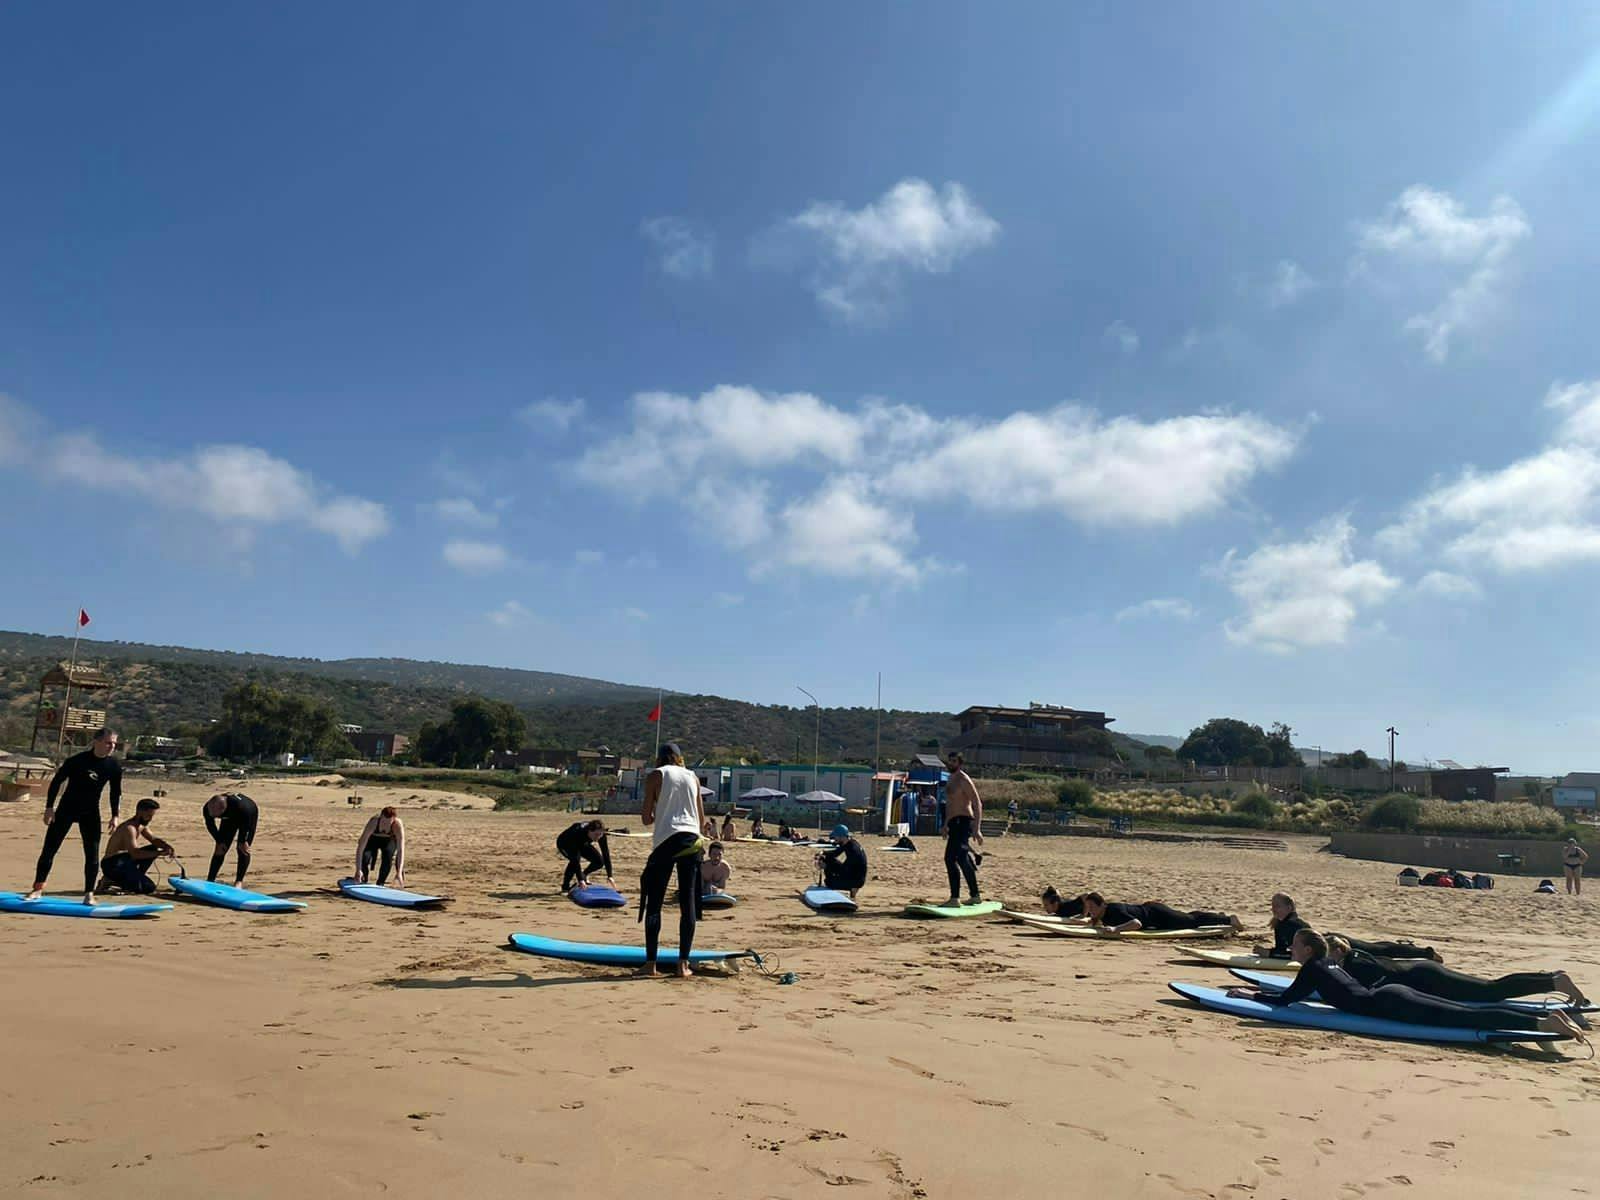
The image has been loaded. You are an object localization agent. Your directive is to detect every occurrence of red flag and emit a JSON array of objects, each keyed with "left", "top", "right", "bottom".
[
  {"left": 78, "top": 609, "right": 91, "bottom": 628},
  {"left": 646, "top": 703, "right": 661, "bottom": 723}
]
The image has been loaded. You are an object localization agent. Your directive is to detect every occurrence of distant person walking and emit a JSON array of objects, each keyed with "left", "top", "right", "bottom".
[
  {"left": 26, "top": 728, "right": 123, "bottom": 905},
  {"left": 942, "top": 753, "right": 984, "bottom": 906},
  {"left": 639, "top": 743, "right": 707, "bottom": 977},
  {"left": 203, "top": 792, "right": 259, "bottom": 885},
  {"left": 1564, "top": 838, "right": 1589, "bottom": 896}
]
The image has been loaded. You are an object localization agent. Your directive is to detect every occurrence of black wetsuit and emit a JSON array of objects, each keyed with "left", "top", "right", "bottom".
[
  {"left": 1337, "top": 949, "right": 1565, "bottom": 1004},
  {"left": 556, "top": 823, "right": 612, "bottom": 892},
  {"left": 35, "top": 750, "right": 122, "bottom": 893},
  {"left": 205, "top": 794, "right": 259, "bottom": 883},
  {"left": 1266, "top": 913, "right": 1437, "bottom": 962},
  {"left": 1049, "top": 895, "right": 1086, "bottom": 919},
  {"left": 638, "top": 832, "right": 702, "bottom": 966},
  {"left": 1263, "top": 957, "right": 1544, "bottom": 1032},
  {"left": 361, "top": 820, "right": 399, "bottom": 885},
  {"left": 944, "top": 815, "right": 980, "bottom": 900},
  {"left": 821, "top": 840, "right": 868, "bottom": 891},
  {"left": 1102, "top": 901, "right": 1232, "bottom": 931}
]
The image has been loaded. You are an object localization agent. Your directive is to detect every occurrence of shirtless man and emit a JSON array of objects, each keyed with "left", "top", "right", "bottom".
[
  {"left": 700, "top": 842, "right": 732, "bottom": 894},
  {"left": 942, "top": 753, "right": 984, "bottom": 905},
  {"left": 97, "top": 799, "right": 174, "bottom": 895}
]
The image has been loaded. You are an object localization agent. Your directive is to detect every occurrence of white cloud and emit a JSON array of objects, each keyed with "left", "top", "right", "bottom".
[
  {"left": 1416, "top": 571, "right": 1482, "bottom": 600},
  {"left": 1103, "top": 320, "right": 1139, "bottom": 355},
  {"left": 777, "top": 178, "right": 1000, "bottom": 321},
  {"left": 427, "top": 497, "right": 498, "bottom": 528},
  {"left": 712, "top": 591, "right": 744, "bottom": 607},
  {"left": 882, "top": 407, "right": 1299, "bottom": 526},
  {"left": 519, "top": 397, "right": 586, "bottom": 431},
  {"left": 641, "top": 217, "right": 714, "bottom": 279},
  {"left": 488, "top": 600, "right": 534, "bottom": 628},
  {"left": 1546, "top": 380, "right": 1600, "bottom": 446},
  {"left": 1222, "top": 518, "right": 1399, "bottom": 653},
  {"left": 1356, "top": 186, "right": 1530, "bottom": 362},
  {"left": 767, "top": 479, "right": 923, "bottom": 581},
  {"left": 574, "top": 549, "right": 604, "bottom": 566},
  {"left": 442, "top": 540, "right": 510, "bottom": 573},
  {"left": 44, "top": 430, "right": 388, "bottom": 553},
  {"left": 1115, "top": 597, "right": 1196, "bottom": 623},
  {"left": 1267, "top": 260, "right": 1316, "bottom": 309}
]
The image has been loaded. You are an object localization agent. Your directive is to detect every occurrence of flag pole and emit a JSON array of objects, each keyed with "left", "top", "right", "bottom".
[
  {"left": 57, "top": 608, "right": 85, "bottom": 758},
  {"left": 652, "top": 689, "right": 662, "bottom": 762}
]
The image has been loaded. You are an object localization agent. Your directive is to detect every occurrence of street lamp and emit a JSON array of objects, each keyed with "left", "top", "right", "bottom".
[
  {"left": 1386, "top": 727, "right": 1399, "bottom": 792},
  {"left": 797, "top": 685, "right": 820, "bottom": 832}
]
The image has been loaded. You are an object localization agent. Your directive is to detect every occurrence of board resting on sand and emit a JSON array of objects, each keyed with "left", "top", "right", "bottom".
[
  {"left": 170, "top": 877, "right": 304, "bottom": 913},
  {"left": 338, "top": 879, "right": 450, "bottom": 909},
  {"left": 801, "top": 886, "right": 857, "bottom": 914},
  {"left": 700, "top": 892, "right": 738, "bottom": 909},
  {"left": 1168, "top": 982, "right": 1565, "bottom": 1045},
  {"left": 1013, "top": 914, "right": 1232, "bottom": 940},
  {"left": 903, "top": 899, "right": 1004, "bottom": 919},
  {"left": 569, "top": 883, "right": 627, "bottom": 908},
  {"left": 1175, "top": 946, "right": 1299, "bottom": 970},
  {"left": 0, "top": 892, "right": 172, "bottom": 918},
  {"left": 507, "top": 932, "right": 752, "bottom": 967},
  {"left": 1231, "top": 969, "right": 1597, "bottom": 1014}
]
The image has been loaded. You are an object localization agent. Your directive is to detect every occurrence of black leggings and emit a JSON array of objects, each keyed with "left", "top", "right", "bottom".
[
  {"left": 99, "top": 853, "right": 156, "bottom": 895},
  {"left": 562, "top": 844, "right": 604, "bottom": 891},
  {"left": 1384, "top": 960, "right": 1562, "bottom": 1003},
  {"left": 1359, "top": 983, "right": 1543, "bottom": 1032},
  {"left": 1340, "top": 935, "right": 1436, "bottom": 960},
  {"left": 944, "top": 816, "right": 980, "bottom": 899},
  {"left": 823, "top": 861, "right": 866, "bottom": 892},
  {"left": 639, "top": 834, "right": 702, "bottom": 966},
  {"left": 1139, "top": 902, "right": 1233, "bottom": 931},
  {"left": 209, "top": 817, "right": 256, "bottom": 883},
  {"left": 361, "top": 838, "right": 395, "bottom": 885},
  {"left": 35, "top": 802, "right": 101, "bottom": 894}
]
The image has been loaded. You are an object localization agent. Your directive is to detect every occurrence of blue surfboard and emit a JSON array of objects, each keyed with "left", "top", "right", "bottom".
[
  {"left": 801, "top": 886, "right": 858, "bottom": 914},
  {"left": 1169, "top": 982, "right": 1564, "bottom": 1044},
  {"left": 700, "top": 892, "right": 738, "bottom": 909},
  {"left": 570, "top": 883, "right": 627, "bottom": 908},
  {"left": 170, "top": 876, "right": 304, "bottom": 913},
  {"left": 507, "top": 932, "right": 752, "bottom": 967},
  {"left": 1230, "top": 969, "right": 1596, "bottom": 1015},
  {"left": 0, "top": 891, "right": 171, "bottom": 919},
  {"left": 338, "top": 879, "right": 450, "bottom": 909}
]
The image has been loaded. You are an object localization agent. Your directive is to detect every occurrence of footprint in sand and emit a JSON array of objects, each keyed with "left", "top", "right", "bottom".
[
  {"left": 886, "top": 1057, "right": 937, "bottom": 1080},
  {"left": 1055, "top": 1121, "right": 1109, "bottom": 1143},
  {"left": 1254, "top": 1156, "right": 1282, "bottom": 1178}
]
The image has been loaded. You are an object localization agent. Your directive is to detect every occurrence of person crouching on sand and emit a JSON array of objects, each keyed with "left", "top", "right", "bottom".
[
  {"left": 816, "top": 824, "right": 868, "bottom": 898},
  {"left": 355, "top": 806, "right": 407, "bottom": 887},
  {"left": 555, "top": 818, "right": 611, "bottom": 894},
  {"left": 639, "top": 743, "right": 706, "bottom": 978},
  {"left": 96, "top": 799, "right": 174, "bottom": 895}
]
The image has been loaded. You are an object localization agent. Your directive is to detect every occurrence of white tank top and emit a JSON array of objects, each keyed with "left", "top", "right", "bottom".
[{"left": 651, "top": 765, "right": 703, "bottom": 848}]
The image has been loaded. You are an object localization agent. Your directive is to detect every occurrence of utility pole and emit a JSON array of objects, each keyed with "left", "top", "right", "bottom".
[
  {"left": 797, "top": 685, "right": 820, "bottom": 833},
  {"left": 1386, "top": 727, "right": 1398, "bottom": 791}
]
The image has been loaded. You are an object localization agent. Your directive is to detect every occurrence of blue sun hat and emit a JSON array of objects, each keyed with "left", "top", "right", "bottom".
[{"left": 831, "top": 823, "right": 850, "bottom": 840}]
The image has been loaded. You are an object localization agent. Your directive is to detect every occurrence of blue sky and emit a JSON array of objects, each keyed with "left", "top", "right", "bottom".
[{"left": 4, "top": 5, "right": 1600, "bottom": 772}]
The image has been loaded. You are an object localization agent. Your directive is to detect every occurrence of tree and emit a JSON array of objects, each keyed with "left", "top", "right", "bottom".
[
  {"left": 1143, "top": 744, "right": 1176, "bottom": 760},
  {"left": 1327, "top": 750, "right": 1373, "bottom": 770},
  {"left": 416, "top": 696, "right": 527, "bottom": 768},
  {"left": 1178, "top": 718, "right": 1274, "bottom": 767},
  {"left": 1265, "top": 722, "right": 1298, "bottom": 768},
  {"left": 207, "top": 680, "right": 354, "bottom": 761},
  {"left": 1060, "top": 728, "right": 1117, "bottom": 758}
]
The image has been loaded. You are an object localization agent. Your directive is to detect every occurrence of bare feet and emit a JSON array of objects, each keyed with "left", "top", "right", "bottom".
[
  {"left": 675, "top": 962, "right": 693, "bottom": 979},
  {"left": 1552, "top": 1011, "right": 1588, "bottom": 1045},
  {"left": 1555, "top": 971, "right": 1590, "bottom": 1007},
  {"left": 23, "top": 887, "right": 44, "bottom": 901},
  {"left": 82, "top": 893, "right": 96, "bottom": 906},
  {"left": 1229, "top": 915, "right": 1245, "bottom": 933}
]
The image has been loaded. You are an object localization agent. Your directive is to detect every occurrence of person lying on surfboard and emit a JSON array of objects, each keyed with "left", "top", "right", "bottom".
[
  {"left": 356, "top": 806, "right": 407, "bottom": 888},
  {"left": 1040, "top": 886, "right": 1085, "bottom": 919},
  {"left": 1080, "top": 892, "right": 1244, "bottom": 934},
  {"left": 1227, "top": 929, "right": 1586, "bottom": 1043},
  {"left": 96, "top": 799, "right": 174, "bottom": 896},
  {"left": 1254, "top": 893, "right": 1443, "bottom": 962},
  {"left": 1315, "top": 934, "right": 1589, "bottom": 1009},
  {"left": 700, "top": 842, "right": 731, "bottom": 894},
  {"left": 555, "top": 819, "right": 611, "bottom": 894},
  {"left": 816, "top": 824, "right": 867, "bottom": 898}
]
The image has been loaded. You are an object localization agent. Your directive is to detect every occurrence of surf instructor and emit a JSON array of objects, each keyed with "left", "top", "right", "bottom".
[
  {"left": 203, "top": 792, "right": 259, "bottom": 885},
  {"left": 25, "top": 727, "right": 123, "bottom": 905},
  {"left": 942, "top": 752, "right": 984, "bottom": 907},
  {"left": 639, "top": 743, "right": 706, "bottom": 978}
]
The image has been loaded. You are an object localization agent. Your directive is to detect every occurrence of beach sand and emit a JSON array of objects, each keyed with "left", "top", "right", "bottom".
[{"left": 2, "top": 777, "right": 1597, "bottom": 1199}]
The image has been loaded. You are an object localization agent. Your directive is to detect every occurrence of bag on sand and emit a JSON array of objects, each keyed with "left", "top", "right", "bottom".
[
  {"left": 1396, "top": 867, "right": 1421, "bottom": 887},
  {"left": 1471, "top": 873, "right": 1494, "bottom": 890}
]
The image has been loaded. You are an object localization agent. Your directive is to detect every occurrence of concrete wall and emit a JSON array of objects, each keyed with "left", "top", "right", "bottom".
[{"left": 1329, "top": 830, "right": 1574, "bottom": 876}]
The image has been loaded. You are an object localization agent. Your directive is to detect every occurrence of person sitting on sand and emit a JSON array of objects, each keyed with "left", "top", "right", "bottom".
[
  {"left": 1041, "top": 886, "right": 1085, "bottom": 919},
  {"left": 1319, "top": 934, "right": 1589, "bottom": 1008},
  {"left": 96, "top": 799, "right": 173, "bottom": 896},
  {"left": 893, "top": 834, "right": 917, "bottom": 851},
  {"left": 720, "top": 813, "right": 737, "bottom": 841},
  {"left": 555, "top": 818, "right": 611, "bottom": 894},
  {"left": 750, "top": 816, "right": 766, "bottom": 839},
  {"left": 1254, "top": 893, "right": 1443, "bottom": 962},
  {"left": 355, "top": 806, "right": 407, "bottom": 888},
  {"left": 1227, "top": 930, "right": 1586, "bottom": 1043},
  {"left": 778, "top": 821, "right": 795, "bottom": 841},
  {"left": 639, "top": 743, "right": 707, "bottom": 978},
  {"left": 1080, "top": 892, "right": 1243, "bottom": 934},
  {"left": 700, "top": 842, "right": 731, "bottom": 894},
  {"left": 816, "top": 824, "right": 868, "bottom": 898}
]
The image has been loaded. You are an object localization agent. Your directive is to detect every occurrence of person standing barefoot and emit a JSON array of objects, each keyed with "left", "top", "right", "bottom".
[
  {"left": 639, "top": 744, "right": 706, "bottom": 978},
  {"left": 942, "top": 753, "right": 984, "bottom": 906},
  {"left": 25, "top": 728, "right": 123, "bottom": 905}
]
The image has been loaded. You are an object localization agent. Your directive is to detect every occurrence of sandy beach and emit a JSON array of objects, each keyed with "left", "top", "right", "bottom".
[{"left": 2, "top": 777, "right": 1597, "bottom": 1199}]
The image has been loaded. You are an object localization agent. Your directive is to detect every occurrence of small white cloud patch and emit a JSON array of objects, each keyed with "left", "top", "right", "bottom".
[
  {"left": 1115, "top": 597, "right": 1196, "bottom": 622},
  {"left": 442, "top": 540, "right": 510, "bottom": 573},
  {"left": 1223, "top": 518, "right": 1398, "bottom": 652},
  {"left": 640, "top": 217, "right": 714, "bottom": 279}
]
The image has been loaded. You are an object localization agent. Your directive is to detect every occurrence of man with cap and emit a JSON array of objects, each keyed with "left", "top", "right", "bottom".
[
  {"left": 1564, "top": 837, "right": 1589, "bottom": 896},
  {"left": 816, "top": 823, "right": 868, "bottom": 898},
  {"left": 639, "top": 743, "right": 707, "bottom": 977},
  {"left": 96, "top": 799, "right": 174, "bottom": 896}
]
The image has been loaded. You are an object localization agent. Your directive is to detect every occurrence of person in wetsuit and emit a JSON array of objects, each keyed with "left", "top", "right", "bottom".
[
  {"left": 1227, "top": 930, "right": 1585, "bottom": 1042},
  {"left": 1081, "top": 892, "right": 1243, "bottom": 933},
  {"left": 556, "top": 818, "right": 611, "bottom": 893},
  {"left": 638, "top": 743, "right": 706, "bottom": 978},
  {"left": 26, "top": 728, "right": 124, "bottom": 904},
  {"left": 1322, "top": 935, "right": 1589, "bottom": 1007},
  {"left": 1041, "top": 886, "right": 1085, "bottom": 919},
  {"left": 97, "top": 798, "right": 174, "bottom": 895},
  {"left": 942, "top": 753, "right": 984, "bottom": 906},
  {"left": 355, "top": 806, "right": 407, "bottom": 887},
  {"left": 817, "top": 824, "right": 868, "bottom": 897},
  {"left": 203, "top": 792, "right": 259, "bottom": 884},
  {"left": 1255, "top": 893, "right": 1443, "bottom": 962}
]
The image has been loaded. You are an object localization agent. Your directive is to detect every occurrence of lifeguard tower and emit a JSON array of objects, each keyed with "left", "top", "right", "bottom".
[{"left": 29, "top": 662, "right": 112, "bottom": 755}]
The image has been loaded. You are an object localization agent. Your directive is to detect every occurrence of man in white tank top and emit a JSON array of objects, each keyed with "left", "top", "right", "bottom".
[{"left": 639, "top": 744, "right": 707, "bottom": 975}]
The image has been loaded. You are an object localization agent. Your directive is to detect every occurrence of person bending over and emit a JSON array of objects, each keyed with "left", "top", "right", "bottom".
[
  {"left": 817, "top": 824, "right": 868, "bottom": 898},
  {"left": 203, "top": 792, "right": 259, "bottom": 885},
  {"left": 1081, "top": 892, "right": 1243, "bottom": 933},
  {"left": 556, "top": 818, "right": 611, "bottom": 893},
  {"left": 356, "top": 806, "right": 407, "bottom": 887},
  {"left": 97, "top": 799, "right": 173, "bottom": 896}
]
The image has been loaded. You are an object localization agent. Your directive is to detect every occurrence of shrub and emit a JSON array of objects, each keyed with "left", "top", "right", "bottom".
[
  {"left": 1365, "top": 793, "right": 1422, "bottom": 831},
  {"left": 1232, "top": 791, "right": 1277, "bottom": 820},
  {"left": 1056, "top": 778, "right": 1096, "bottom": 809}
]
